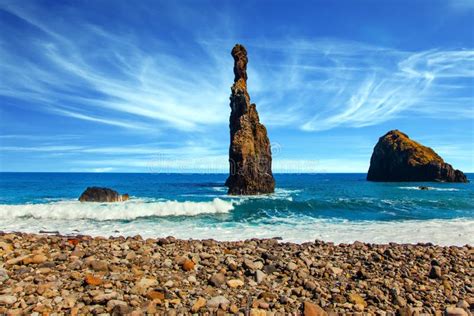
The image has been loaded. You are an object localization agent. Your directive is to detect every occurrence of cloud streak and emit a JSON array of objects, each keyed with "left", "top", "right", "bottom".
[{"left": 0, "top": 1, "right": 473, "bottom": 172}]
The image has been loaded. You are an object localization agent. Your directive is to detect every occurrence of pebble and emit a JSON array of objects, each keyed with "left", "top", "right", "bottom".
[
  {"left": 445, "top": 307, "right": 468, "bottom": 316},
  {"left": 209, "top": 272, "right": 226, "bottom": 287},
  {"left": 0, "top": 295, "right": 17, "bottom": 305},
  {"left": 287, "top": 262, "right": 298, "bottom": 270},
  {"left": 0, "top": 233, "right": 471, "bottom": 315},
  {"left": 132, "top": 277, "right": 157, "bottom": 294},
  {"left": 429, "top": 265, "right": 443, "bottom": 279},
  {"left": 84, "top": 274, "right": 102, "bottom": 286},
  {"left": 24, "top": 254, "right": 47, "bottom": 265},
  {"left": 207, "top": 295, "right": 230, "bottom": 309},
  {"left": 255, "top": 270, "right": 266, "bottom": 283},
  {"left": 89, "top": 259, "right": 108, "bottom": 271},
  {"left": 227, "top": 279, "right": 244, "bottom": 288},
  {"left": 0, "top": 268, "right": 9, "bottom": 282},
  {"left": 182, "top": 259, "right": 195, "bottom": 271},
  {"left": 348, "top": 293, "right": 367, "bottom": 308},
  {"left": 191, "top": 297, "right": 206, "bottom": 312},
  {"left": 303, "top": 301, "right": 327, "bottom": 316}
]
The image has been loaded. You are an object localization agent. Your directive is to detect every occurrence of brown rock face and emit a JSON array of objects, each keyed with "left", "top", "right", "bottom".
[
  {"left": 78, "top": 187, "right": 129, "bottom": 202},
  {"left": 367, "top": 130, "right": 467, "bottom": 182},
  {"left": 225, "top": 44, "right": 275, "bottom": 195}
]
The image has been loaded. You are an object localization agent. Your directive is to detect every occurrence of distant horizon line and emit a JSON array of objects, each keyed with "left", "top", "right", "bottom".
[{"left": 1, "top": 171, "right": 473, "bottom": 174}]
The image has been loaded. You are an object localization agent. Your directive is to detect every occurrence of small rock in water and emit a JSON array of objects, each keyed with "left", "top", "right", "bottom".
[{"left": 39, "top": 230, "right": 60, "bottom": 234}]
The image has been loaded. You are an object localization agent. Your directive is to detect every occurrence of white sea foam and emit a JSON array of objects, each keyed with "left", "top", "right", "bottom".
[
  {"left": 184, "top": 188, "right": 298, "bottom": 201},
  {"left": 398, "top": 186, "right": 460, "bottom": 191},
  {"left": 0, "top": 214, "right": 472, "bottom": 246},
  {"left": 0, "top": 198, "right": 234, "bottom": 220},
  {"left": 231, "top": 188, "right": 300, "bottom": 201}
]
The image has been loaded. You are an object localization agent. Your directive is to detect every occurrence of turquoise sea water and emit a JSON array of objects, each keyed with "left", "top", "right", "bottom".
[{"left": 0, "top": 173, "right": 473, "bottom": 245}]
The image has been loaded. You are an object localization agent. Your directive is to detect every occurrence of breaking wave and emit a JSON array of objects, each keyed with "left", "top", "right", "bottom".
[
  {"left": 0, "top": 198, "right": 234, "bottom": 220},
  {"left": 398, "top": 186, "right": 460, "bottom": 191}
]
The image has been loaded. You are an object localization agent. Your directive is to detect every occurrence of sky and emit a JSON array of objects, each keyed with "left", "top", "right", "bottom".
[{"left": 0, "top": 0, "right": 473, "bottom": 173}]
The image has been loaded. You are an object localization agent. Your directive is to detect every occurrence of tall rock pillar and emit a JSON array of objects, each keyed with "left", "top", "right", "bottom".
[{"left": 225, "top": 44, "right": 275, "bottom": 195}]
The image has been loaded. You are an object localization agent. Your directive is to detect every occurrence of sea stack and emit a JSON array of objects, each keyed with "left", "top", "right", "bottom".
[
  {"left": 367, "top": 130, "right": 467, "bottom": 182},
  {"left": 225, "top": 44, "right": 275, "bottom": 195}
]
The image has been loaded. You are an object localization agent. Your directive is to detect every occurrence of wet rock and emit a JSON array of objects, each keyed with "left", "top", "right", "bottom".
[{"left": 79, "top": 187, "right": 129, "bottom": 202}]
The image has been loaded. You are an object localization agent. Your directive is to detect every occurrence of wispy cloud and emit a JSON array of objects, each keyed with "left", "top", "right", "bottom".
[
  {"left": 0, "top": 3, "right": 232, "bottom": 133},
  {"left": 1, "top": 3, "right": 472, "bottom": 134},
  {"left": 0, "top": 1, "right": 473, "bottom": 173},
  {"left": 239, "top": 40, "right": 474, "bottom": 131}
]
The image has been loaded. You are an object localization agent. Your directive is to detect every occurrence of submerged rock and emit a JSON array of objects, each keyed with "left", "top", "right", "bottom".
[
  {"left": 367, "top": 130, "right": 467, "bottom": 182},
  {"left": 225, "top": 44, "right": 275, "bottom": 195},
  {"left": 78, "top": 187, "right": 129, "bottom": 202}
]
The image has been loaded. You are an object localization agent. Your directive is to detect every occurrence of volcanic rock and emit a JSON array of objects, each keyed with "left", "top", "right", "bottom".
[
  {"left": 367, "top": 130, "right": 467, "bottom": 182},
  {"left": 78, "top": 187, "right": 129, "bottom": 202},
  {"left": 225, "top": 44, "right": 275, "bottom": 195}
]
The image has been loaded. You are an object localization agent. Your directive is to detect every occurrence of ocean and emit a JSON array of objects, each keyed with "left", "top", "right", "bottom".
[{"left": 0, "top": 172, "right": 472, "bottom": 245}]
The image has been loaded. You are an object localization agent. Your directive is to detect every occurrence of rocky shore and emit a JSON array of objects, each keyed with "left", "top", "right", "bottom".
[{"left": 0, "top": 233, "right": 472, "bottom": 315}]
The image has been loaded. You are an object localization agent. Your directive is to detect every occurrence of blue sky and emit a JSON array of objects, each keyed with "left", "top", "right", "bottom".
[{"left": 0, "top": 0, "right": 473, "bottom": 173}]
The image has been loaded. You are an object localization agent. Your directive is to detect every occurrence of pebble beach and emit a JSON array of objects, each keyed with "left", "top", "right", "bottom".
[{"left": 0, "top": 232, "right": 472, "bottom": 315}]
